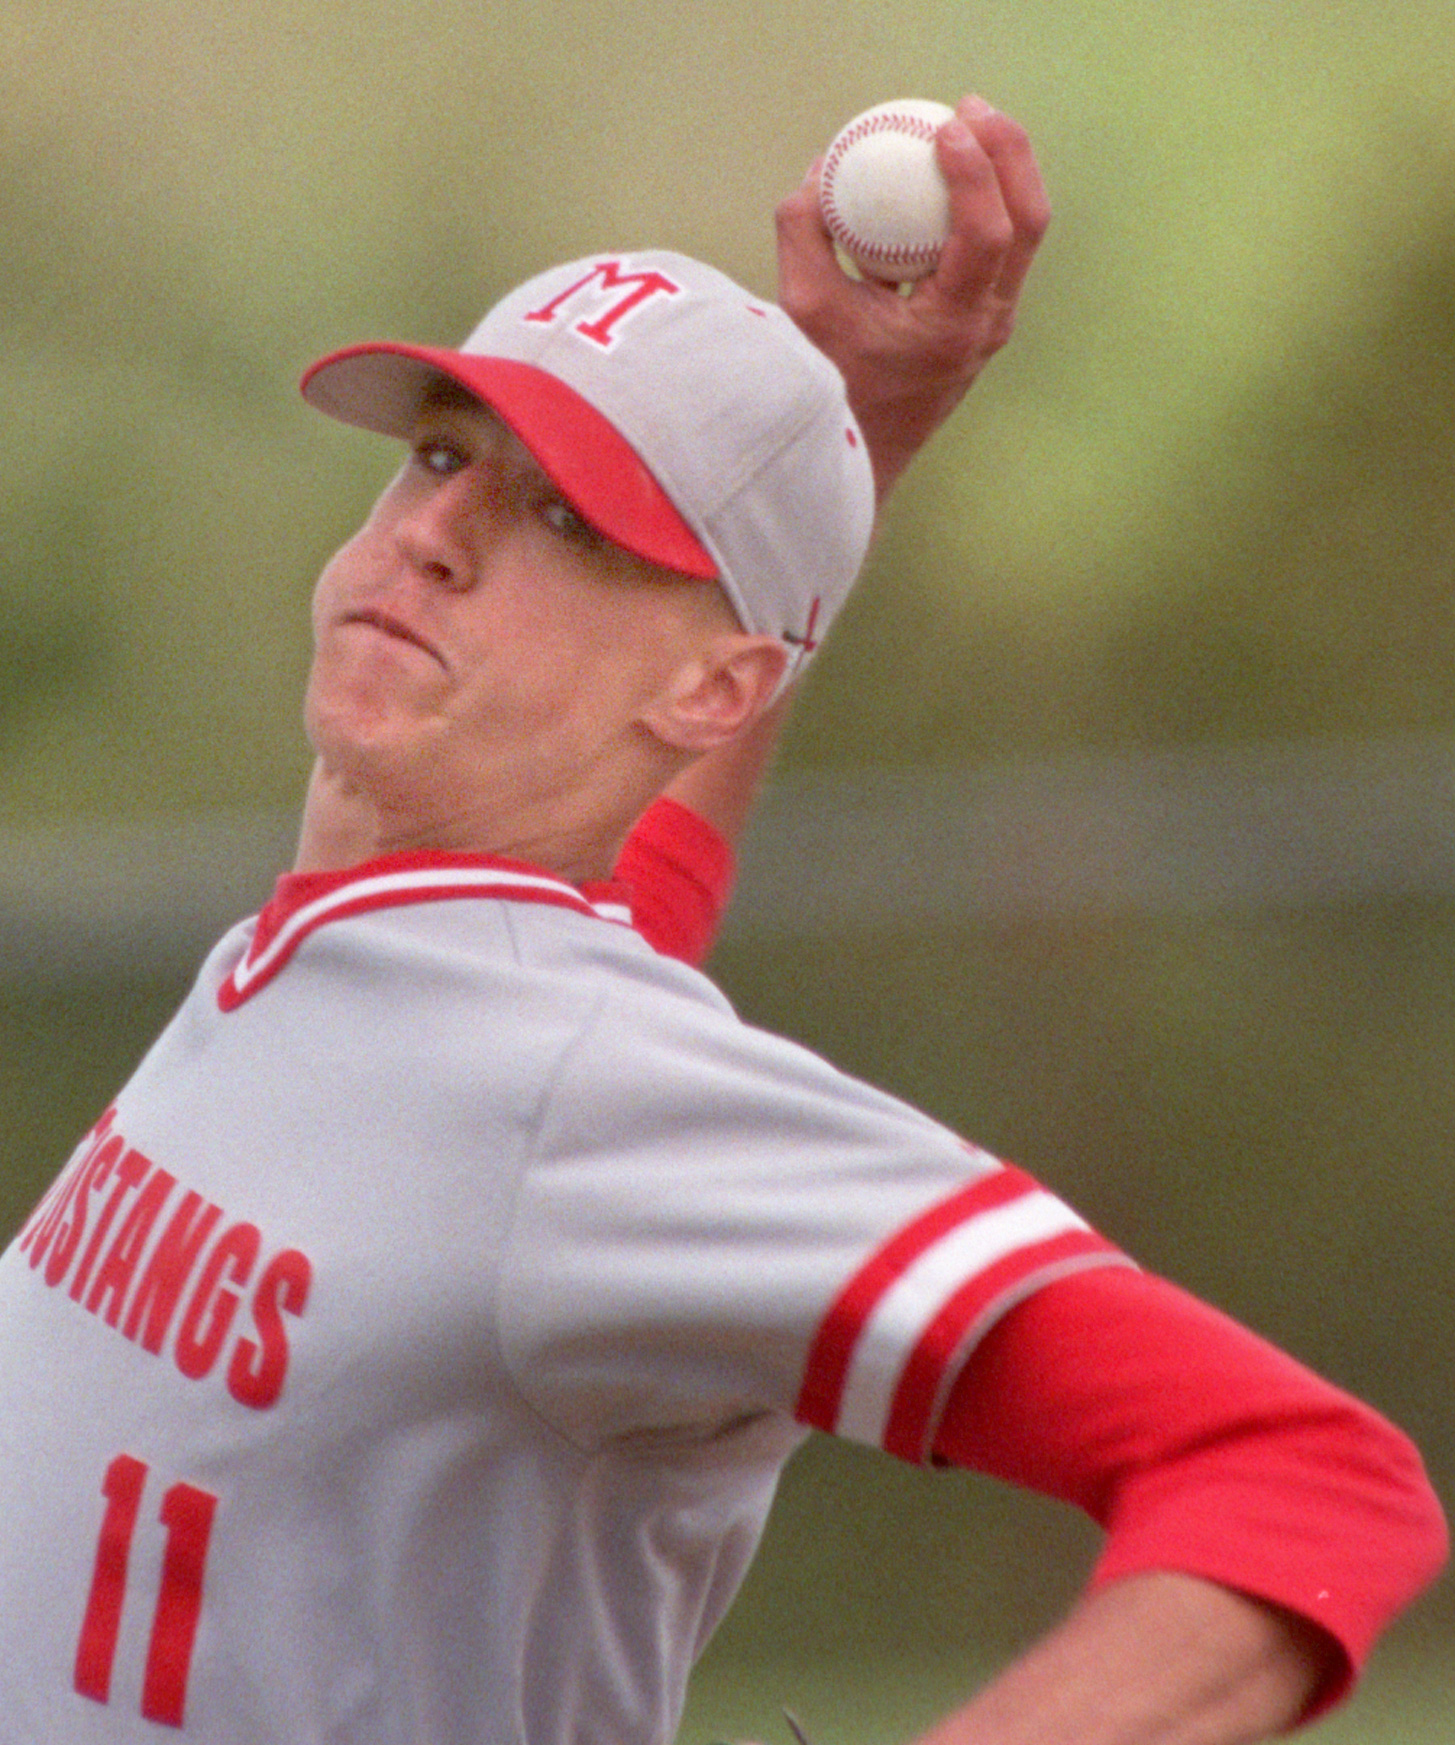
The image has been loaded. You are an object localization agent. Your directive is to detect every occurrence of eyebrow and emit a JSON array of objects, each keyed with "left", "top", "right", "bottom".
[
  {"left": 410, "top": 379, "right": 605, "bottom": 532},
  {"left": 417, "top": 376, "right": 494, "bottom": 417},
  {"left": 412, "top": 380, "right": 525, "bottom": 467}
]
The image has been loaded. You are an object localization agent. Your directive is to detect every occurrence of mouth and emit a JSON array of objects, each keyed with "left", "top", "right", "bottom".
[{"left": 343, "top": 607, "right": 446, "bottom": 669}]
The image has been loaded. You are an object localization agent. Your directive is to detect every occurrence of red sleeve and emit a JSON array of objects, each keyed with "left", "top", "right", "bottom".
[
  {"left": 933, "top": 1266, "right": 1448, "bottom": 1721},
  {"left": 612, "top": 797, "right": 736, "bottom": 967}
]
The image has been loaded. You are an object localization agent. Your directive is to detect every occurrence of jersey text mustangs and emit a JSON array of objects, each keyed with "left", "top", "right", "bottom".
[{"left": 15, "top": 1107, "right": 312, "bottom": 1410}]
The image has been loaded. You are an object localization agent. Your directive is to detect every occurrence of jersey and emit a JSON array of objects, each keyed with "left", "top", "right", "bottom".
[{"left": 0, "top": 846, "right": 1128, "bottom": 1744}]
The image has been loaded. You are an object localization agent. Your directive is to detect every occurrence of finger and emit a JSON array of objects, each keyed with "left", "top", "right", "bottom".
[
  {"left": 909, "top": 98, "right": 1049, "bottom": 342},
  {"left": 774, "top": 157, "right": 839, "bottom": 309},
  {"left": 776, "top": 157, "right": 895, "bottom": 337},
  {"left": 927, "top": 113, "right": 1017, "bottom": 303},
  {"left": 956, "top": 97, "right": 1051, "bottom": 303}
]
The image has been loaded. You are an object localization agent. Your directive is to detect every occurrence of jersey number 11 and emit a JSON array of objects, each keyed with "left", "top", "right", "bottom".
[{"left": 75, "top": 1454, "right": 218, "bottom": 1728}]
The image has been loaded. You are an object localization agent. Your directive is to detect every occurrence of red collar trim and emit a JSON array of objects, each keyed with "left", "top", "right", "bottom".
[{"left": 218, "top": 850, "right": 634, "bottom": 1011}]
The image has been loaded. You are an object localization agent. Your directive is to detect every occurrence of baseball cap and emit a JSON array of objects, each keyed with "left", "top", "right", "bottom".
[{"left": 300, "top": 252, "right": 876, "bottom": 665}]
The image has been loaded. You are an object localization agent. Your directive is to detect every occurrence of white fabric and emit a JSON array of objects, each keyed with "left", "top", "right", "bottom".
[{"left": 0, "top": 863, "right": 1120, "bottom": 1743}]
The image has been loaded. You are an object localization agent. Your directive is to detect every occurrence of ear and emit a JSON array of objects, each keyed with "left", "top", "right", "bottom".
[{"left": 640, "top": 633, "right": 791, "bottom": 753}]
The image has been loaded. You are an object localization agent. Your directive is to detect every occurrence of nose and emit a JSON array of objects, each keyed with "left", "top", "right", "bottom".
[{"left": 393, "top": 467, "right": 496, "bottom": 592}]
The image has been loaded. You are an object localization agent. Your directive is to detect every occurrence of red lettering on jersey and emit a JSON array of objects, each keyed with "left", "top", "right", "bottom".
[
  {"left": 69, "top": 1147, "right": 151, "bottom": 1305},
  {"left": 19, "top": 1178, "right": 66, "bottom": 1260},
  {"left": 122, "top": 1191, "right": 225, "bottom": 1355},
  {"left": 227, "top": 1247, "right": 313, "bottom": 1409},
  {"left": 522, "top": 259, "right": 681, "bottom": 349},
  {"left": 19, "top": 1108, "right": 116, "bottom": 1255},
  {"left": 142, "top": 1480, "right": 217, "bottom": 1725},
  {"left": 74, "top": 1456, "right": 218, "bottom": 1727},
  {"left": 174, "top": 1222, "right": 261, "bottom": 1381},
  {"left": 27, "top": 1132, "right": 120, "bottom": 1277},
  {"left": 86, "top": 1167, "right": 177, "bottom": 1329},
  {"left": 20, "top": 1111, "right": 313, "bottom": 1410},
  {"left": 44, "top": 1136, "right": 128, "bottom": 1289}
]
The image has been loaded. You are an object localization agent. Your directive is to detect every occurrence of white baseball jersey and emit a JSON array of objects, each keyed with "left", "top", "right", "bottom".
[{"left": 0, "top": 851, "right": 1125, "bottom": 1742}]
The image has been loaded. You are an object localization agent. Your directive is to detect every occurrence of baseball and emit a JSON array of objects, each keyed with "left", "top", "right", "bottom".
[{"left": 819, "top": 98, "right": 956, "bottom": 283}]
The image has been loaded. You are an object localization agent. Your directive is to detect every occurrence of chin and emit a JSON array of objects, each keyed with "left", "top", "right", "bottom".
[
  {"left": 305, "top": 698, "right": 403, "bottom": 788},
  {"left": 306, "top": 662, "right": 405, "bottom": 749}
]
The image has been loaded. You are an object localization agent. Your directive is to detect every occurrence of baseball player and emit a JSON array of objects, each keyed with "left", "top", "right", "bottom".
[{"left": 0, "top": 100, "right": 1445, "bottom": 1745}]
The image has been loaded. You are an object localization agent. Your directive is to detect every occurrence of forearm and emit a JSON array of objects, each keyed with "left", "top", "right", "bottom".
[
  {"left": 916, "top": 1573, "right": 1332, "bottom": 1745},
  {"left": 640, "top": 97, "right": 1052, "bottom": 893},
  {"left": 779, "top": 98, "right": 1050, "bottom": 503}
]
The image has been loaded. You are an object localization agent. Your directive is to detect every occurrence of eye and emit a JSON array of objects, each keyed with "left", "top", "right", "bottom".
[
  {"left": 412, "top": 436, "right": 466, "bottom": 477},
  {"left": 540, "top": 495, "right": 603, "bottom": 550}
]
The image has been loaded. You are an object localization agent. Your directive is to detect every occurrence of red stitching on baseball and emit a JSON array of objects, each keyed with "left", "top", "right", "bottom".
[{"left": 820, "top": 108, "right": 945, "bottom": 269}]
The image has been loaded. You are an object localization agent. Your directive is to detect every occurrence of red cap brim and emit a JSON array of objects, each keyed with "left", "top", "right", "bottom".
[{"left": 300, "top": 344, "right": 717, "bottom": 581}]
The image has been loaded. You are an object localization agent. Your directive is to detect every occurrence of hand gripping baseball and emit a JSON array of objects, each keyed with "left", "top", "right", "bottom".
[
  {"left": 777, "top": 94, "right": 1050, "bottom": 502},
  {"left": 820, "top": 99, "right": 959, "bottom": 281}
]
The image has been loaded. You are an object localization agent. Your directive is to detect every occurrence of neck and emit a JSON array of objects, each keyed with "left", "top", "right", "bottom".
[
  {"left": 293, "top": 762, "right": 379, "bottom": 873},
  {"left": 292, "top": 756, "right": 671, "bottom": 884}
]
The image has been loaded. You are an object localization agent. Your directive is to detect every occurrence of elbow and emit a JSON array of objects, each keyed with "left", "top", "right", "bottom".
[
  {"left": 1377, "top": 1415, "right": 1449, "bottom": 1608},
  {"left": 1301, "top": 1405, "right": 1448, "bottom": 1722},
  {"left": 1273, "top": 1392, "right": 1448, "bottom": 1649},
  {"left": 1333, "top": 1392, "right": 1450, "bottom": 1612},
  {"left": 1091, "top": 1388, "right": 1449, "bottom": 1712},
  {"left": 1273, "top": 1395, "right": 1448, "bottom": 1717}
]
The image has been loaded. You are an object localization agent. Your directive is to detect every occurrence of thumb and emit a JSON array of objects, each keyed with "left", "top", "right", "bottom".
[{"left": 775, "top": 157, "right": 841, "bottom": 312}]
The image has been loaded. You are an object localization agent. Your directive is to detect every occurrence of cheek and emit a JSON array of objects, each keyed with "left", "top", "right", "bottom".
[
  {"left": 462, "top": 587, "right": 603, "bottom": 690},
  {"left": 448, "top": 612, "right": 642, "bottom": 751},
  {"left": 310, "top": 535, "right": 367, "bottom": 639}
]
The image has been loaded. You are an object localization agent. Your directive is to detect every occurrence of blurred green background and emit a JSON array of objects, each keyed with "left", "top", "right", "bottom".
[{"left": 3, "top": 0, "right": 1453, "bottom": 1736}]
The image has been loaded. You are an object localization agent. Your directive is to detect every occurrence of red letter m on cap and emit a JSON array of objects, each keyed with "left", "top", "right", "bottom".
[{"left": 524, "top": 259, "right": 681, "bottom": 349}]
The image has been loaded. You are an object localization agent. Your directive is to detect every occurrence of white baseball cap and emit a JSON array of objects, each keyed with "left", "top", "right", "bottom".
[{"left": 300, "top": 252, "right": 876, "bottom": 666}]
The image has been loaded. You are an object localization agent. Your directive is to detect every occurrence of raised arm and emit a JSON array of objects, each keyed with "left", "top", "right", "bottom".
[
  {"left": 779, "top": 93, "right": 1050, "bottom": 504},
  {"left": 653, "top": 94, "right": 1049, "bottom": 862}
]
